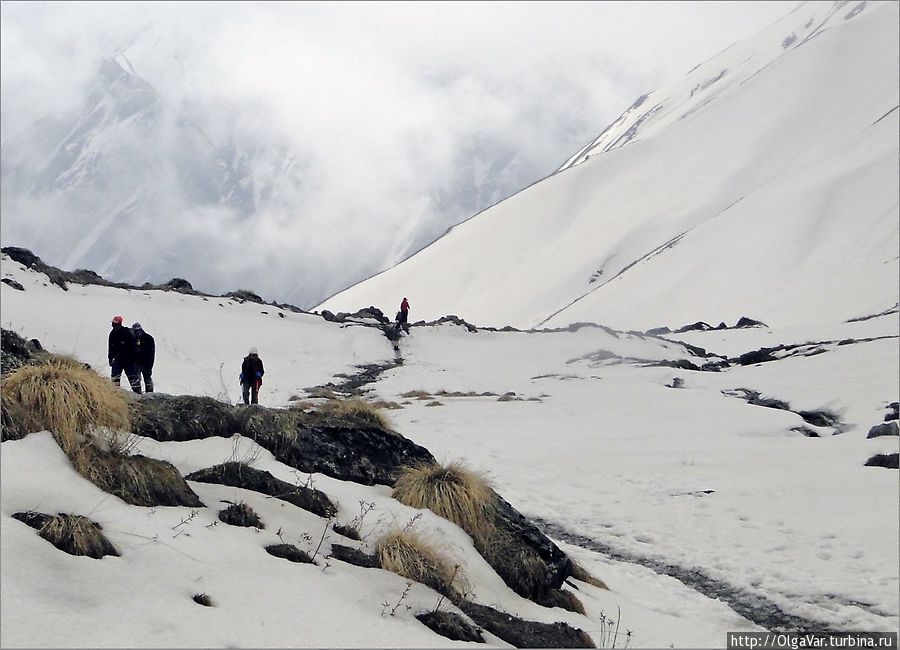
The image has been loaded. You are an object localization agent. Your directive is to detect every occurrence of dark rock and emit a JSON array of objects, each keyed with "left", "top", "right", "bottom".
[
  {"left": 885, "top": 402, "right": 899, "bottom": 422},
  {"left": 224, "top": 289, "right": 264, "bottom": 304},
  {"left": 489, "top": 493, "right": 573, "bottom": 598},
  {"left": 674, "top": 321, "right": 714, "bottom": 333},
  {"left": 1, "top": 278, "right": 24, "bottom": 291},
  {"left": 320, "top": 310, "right": 343, "bottom": 322},
  {"left": 192, "top": 593, "right": 214, "bottom": 607},
  {"left": 265, "top": 544, "right": 314, "bottom": 563},
  {"left": 186, "top": 462, "right": 335, "bottom": 518},
  {"left": 649, "top": 359, "right": 702, "bottom": 371},
  {"left": 163, "top": 278, "right": 194, "bottom": 292},
  {"left": 797, "top": 410, "right": 838, "bottom": 428},
  {"left": 792, "top": 426, "right": 820, "bottom": 438},
  {"left": 715, "top": 322, "right": 728, "bottom": 330},
  {"left": 666, "top": 377, "right": 684, "bottom": 389},
  {"left": 270, "top": 420, "right": 436, "bottom": 487},
  {"left": 867, "top": 422, "right": 899, "bottom": 439},
  {"left": 1, "top": 328, "right": 42, "bottom": 374},
  {"left": 645, "top": 327, "right": 672, "bottom": 335},
  {"left": 129, "top": 394, "right": 239, "bottom": 442},
  {"left": 458, "top": 601, "right": 594, "bottom": 649},
  {"left": 864, "top": 453, "right": 899, "bottom": 469},
  {"left": 328, "top": 543, "right": 379, "bottom": 568},
  {"left": 737, "top": 348, "right": 781, "bottom": 365},
  {"left": 838, "top": 339, "right": 856, "bottom": 346},
  {"left": 735, "top": 317, "right": 767, "bottom": 328},
  {"left": 416, "top": 611, "right": 485, "bottom": 644}
]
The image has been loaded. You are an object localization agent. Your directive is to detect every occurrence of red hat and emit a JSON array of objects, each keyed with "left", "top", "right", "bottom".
[{"left": 112, "top": 315, "right": 124, "bottom": 324}]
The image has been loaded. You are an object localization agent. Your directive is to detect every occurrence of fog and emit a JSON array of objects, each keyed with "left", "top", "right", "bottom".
[{"left": 0, "top": 1, "right": 794, "bottom": 307}]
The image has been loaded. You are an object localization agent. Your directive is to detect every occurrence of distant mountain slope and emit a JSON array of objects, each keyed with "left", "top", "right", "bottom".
[{"left": 319, "top": 1, "right": 899, "bottom": 331}]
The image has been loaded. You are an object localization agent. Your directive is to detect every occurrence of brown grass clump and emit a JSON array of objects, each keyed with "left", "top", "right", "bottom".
[
  {"left": 0, "top": 358, "right": 131, "bottom": 454},
  {"left": 219, "top": 502, "right": 264, "bottom": 528},
  {"left": 314, "top": 398, "right": 392, "bottom": 430},
  {"left": 392, "top": 462, "right": 498, "bottom": 545},
  {"left": 73, "top": 444, "right": 203, "bottom": 508},
  {"left": 38, "top": 514, "right": 120, "bottom": 559},
  {"left": 376, "top": 529, "right": 464, "bottom": 599},
  {"left": 570, "top": 559, "right": 609, "bottom": 590}
]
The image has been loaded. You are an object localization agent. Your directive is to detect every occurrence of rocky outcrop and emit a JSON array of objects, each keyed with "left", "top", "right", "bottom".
[
  {"left": 864, "top": 453, "right": 899, "bottom": 469},
  {"left": 130, "top": 394, "right": 436, "bottom": 487},
  {"left": 186, "top": 462, "right": 335, "bottom": 518},
  {"left": 130, "top": 395, "right": 240, "bottom": 442},
  {"left": 458, "top": 601, "right": 594, "bottom": 648},
  {"left": 866, "top": 421, "right": 899, "bottom": 439}
]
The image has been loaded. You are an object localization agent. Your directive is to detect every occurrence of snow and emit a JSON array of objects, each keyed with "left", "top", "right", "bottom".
[
  {"left": 2, "top": 252, "right": 897, "bottom": 647},
  {"left": 318, "top": 0, "right": 899, "bottom": 333},
  {"left": 2, "top": 2, "right": 898, "bottom": 646}
]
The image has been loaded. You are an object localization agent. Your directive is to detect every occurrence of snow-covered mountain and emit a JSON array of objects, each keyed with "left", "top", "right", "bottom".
[
  {"left": 0, "top": 54, "right": 535, "bottom": 309},
  {"left": 319, "top": 1, "right": 900, "bottom": 331}
]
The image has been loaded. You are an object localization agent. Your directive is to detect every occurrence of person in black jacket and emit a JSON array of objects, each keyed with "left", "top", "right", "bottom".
[
  {"left": 131, "top": 322, "right": 155, "bottom": 393},
  {"left": 240, "top": 347, "right": 265, "bottom": 405},
  {"left": 108, "top": 315, "right": 141, "bottom": 393}
]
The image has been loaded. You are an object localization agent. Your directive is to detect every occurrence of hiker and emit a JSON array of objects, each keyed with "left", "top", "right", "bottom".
[
  {"left": 398, "top": 297, "right": 411, "bottom": 333},
  {"left": 131, "top": 322, "right": 155, "bottom": 393},
  {"left": 108, "top": 315, "right": 141, "bottom": 393},
  {"left": 239, "top": 347, "right": 265, "bottom": 405}
]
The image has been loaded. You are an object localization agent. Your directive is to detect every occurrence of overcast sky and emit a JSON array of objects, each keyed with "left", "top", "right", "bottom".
[{"left": 0, "top": 1, "right": 797, "bottom": 306}]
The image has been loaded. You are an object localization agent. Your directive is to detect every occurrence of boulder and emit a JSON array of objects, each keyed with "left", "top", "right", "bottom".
[
  {"left": 864, "top": 453, "right": 899, "bottom": 469},
  {"left": 866, "top": 422, "right": 899, "bottom": 439}
]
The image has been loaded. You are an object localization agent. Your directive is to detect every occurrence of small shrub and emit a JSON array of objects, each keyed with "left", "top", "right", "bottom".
[
  {"left": 265, "top": 543, "right": 314, "bottom": 564},
  {"left": 307, "top": 386, "right": 339, "bottom": 400},
  {"left": 74, "top": 444, "right": 203, "bottom": 507},
  {"left": 31, "top": 513, "right": 119, "bottom": 558},
  {"left": 219, "top": 502, "right": 264, "bottom": 528},
  {"left": 392, "top": 462, "right": 498, "bottom": 546},
  {"left": 376, "top": 530, "right": 465, "bottom": 599},
  {"left": 0, "top": 358, "right": 131, "bottom": 454},
  {"left": 333, "top": 522, "right": 361, "bottom": 540}
]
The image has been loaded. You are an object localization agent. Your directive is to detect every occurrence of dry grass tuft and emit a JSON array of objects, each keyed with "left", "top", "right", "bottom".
[
  {"left": 376, "top": 529, "right": 464, "bottom": 598},
  {"left": 74, "top": 444, "right": 203, "bottom": 507},
  {"left": 38, "top": 514, "right": 119, "bottom": 558},
  {"left": 314, "top": 398, "right": 392, "bottom": 430},
  {"left": 219, "top": 501, "right": 264, "bottom": 528},
  {"left": 570, "top": 559, "right": 609, "bottom": 590},
  {"left": 392, "top": 462, "right": 498, "bottom": 545},
  {"left": 0, "top": 358, "right": 131, "bottom": 454}
]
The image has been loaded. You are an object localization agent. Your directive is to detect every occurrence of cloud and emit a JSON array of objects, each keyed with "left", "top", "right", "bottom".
[{"left": 0, "top": 0, "right": 793, "bottom": 306}]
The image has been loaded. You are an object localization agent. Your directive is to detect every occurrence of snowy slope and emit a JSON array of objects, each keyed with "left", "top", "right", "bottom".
[
  {"left": 318, "top": 1, "right": 899, "bottom": 331},
  {"left": 2, "top": 252, "right": 898, "bottom": 647}
]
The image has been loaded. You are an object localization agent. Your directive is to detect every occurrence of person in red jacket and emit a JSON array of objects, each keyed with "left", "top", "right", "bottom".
[{"left": 398, "top": 297, "right": 410, "bottom": 332}]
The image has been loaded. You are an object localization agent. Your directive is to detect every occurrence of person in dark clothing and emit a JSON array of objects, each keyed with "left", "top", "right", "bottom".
[
  {"left": 108, "top": 315, "right": 141, "bottom": 393},
  {"left": 131, "top": 322, "right": 155, "bottom": 393},
  {"left": 240, "top": 347, "right": 265, "bottom": 405},
  {"left": 398, "top": 297, "right": 411, "bottom": 333}
]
